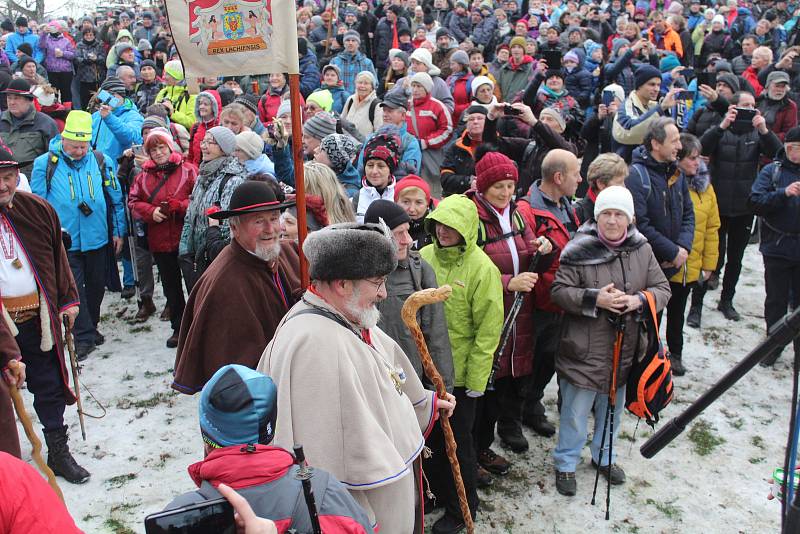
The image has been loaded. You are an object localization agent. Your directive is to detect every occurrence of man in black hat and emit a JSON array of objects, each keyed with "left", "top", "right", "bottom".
[
  {"left": 356, "top": 91, "right": 422, "bottom": 180},
  {"left": 441, "top": 105, "right": 488, "bottom": 196},
  {"left": 172, "top": 180, "right": 303, "bottom": 395},
  {"left": 0, "top": 143, "right": 91, "bottom": 483},
  {"left": 258, "top": 221, "right": 455, "bottom": 534},
  {"left": 0, "top": 78, "right": 59, "bottom": 176}
]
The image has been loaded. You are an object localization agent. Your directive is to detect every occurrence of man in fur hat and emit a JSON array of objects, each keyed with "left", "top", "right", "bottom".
[
  {"left": 172, "top": 181, "right": 302, "bottom": 394},
  {"left": 0, "top": 144, "right": 90, "bottom": 483},
  {"left": 258, "top": 222, "right": 456, "bottom": 534}
]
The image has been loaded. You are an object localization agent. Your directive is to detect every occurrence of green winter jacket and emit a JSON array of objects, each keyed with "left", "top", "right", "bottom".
[
  {"left": 420, "top": 195, "right": 503, "bottom": 393},
  {"left": 155, "top": 85, "right": 197, "bottom": 130}
]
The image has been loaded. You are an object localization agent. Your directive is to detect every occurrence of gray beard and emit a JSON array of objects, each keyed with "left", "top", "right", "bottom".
[
  {"left": 344, "top": 291, "right": 381, "bottom": 329},
  {"left": 253, "top": 242, "right": 281, "bottom": 262}
]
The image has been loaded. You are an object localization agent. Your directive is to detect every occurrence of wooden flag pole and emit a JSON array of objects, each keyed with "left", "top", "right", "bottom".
[{"left": 288, "top": 74, "right": 310, "bottom": 289}]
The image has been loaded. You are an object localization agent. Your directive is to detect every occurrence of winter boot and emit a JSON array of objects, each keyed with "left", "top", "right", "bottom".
[
  {"left": 686, "top": 305, "right": 702, "bottom": 328},
  {"left": 497, "top": 421, "right": 529, "bottom": 453},
  {"left": 476, "top": 465, "right": 493, "bottom": 488},
  {"left": 706, "top": 273, "right": 720, "bottom": 290},
  {"left": 432, "top": 513, "right": 466, "bottom": 534},
  {"left": 669, "top": 353, "right": 686, "bottom": 376},
  {"left": 134, "top": 297, "right": 157, "bottom": 322},
  {"left": 75, "top": 342, "right": 95, "bottom": 362},
  {"left": 120, "top": 285, "right": 136, "bottom": 299},
  {"left": 44, "top": 426, "right": 90, "bottom": 484},
  {"left": 522, "top": 414, "right": 556, "bottom": 437},
  {"left": 166, "top": 330, "right": 180, "bottom": 349},
  {"left": 160, "top": 305, "right": 170, "bottom": 322},
  {"left": 555, "top": 470, "right": 576, "bottom": 496},
  {"left": 591, "top": 460, "right": 626, "bottom": 485},
  {"left": 717, "top": 299, "right": 741, "bottom": 321},
  {"left": 478, "top": 448, "right": 510, "bottom": 475}
]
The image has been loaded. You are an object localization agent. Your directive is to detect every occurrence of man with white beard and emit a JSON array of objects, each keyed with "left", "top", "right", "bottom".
[
  {"left": 172, "top": 181, "right": 302, "bottom": 395},
  {"left": 258, "top": 222, "right": 456, "bottom": 534}
]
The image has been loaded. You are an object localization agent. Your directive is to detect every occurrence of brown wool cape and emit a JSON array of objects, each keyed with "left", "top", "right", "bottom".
[{"left": 172, "top": 239, "right": 302, "bottom": 394}]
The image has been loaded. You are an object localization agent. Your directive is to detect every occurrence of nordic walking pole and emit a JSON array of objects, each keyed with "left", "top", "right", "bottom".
[
  {"left": 293, "top": 445, "right": 322, "bottom": 534},
  {"left": 403, "top": 286, "right": 474, "bottom": 534},
  {"left": 63, "top": 316, "right": 87, "bottom": 441},
  {"left": 7, "top": 360, "right": 64, "bottom": 502}
]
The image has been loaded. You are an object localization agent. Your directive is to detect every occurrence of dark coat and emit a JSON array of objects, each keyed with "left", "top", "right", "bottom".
[
  {"left": 2, "top": 192, "right": 79, "bottom": 406},
  {"left": 440, "top": 129, "right": 477, "bottom": 196},
  {"left": 74, "top": 38, "right": 106, "bottom": 83},
  {"left": 469, "top": 191, "right": 553, "bottom": 378},
  {"left": 686, "top": 96, "right": 728, "bottom": 138},
  {"left": 626, "top": 146, "right": 695, "bottom": 277},
  {"left": 0, "top": 108, "right": 59, "bottom": 176},
  {"left": 563, "top": 66, "right": 593, "bottom": 108},
  {"left": 700, "top": 122, "right": 782, "bottom": 217},
  {"left": 757, "top": 94, "right": 798, "bottom": 143},
  {"left": 377, "top": 252, "right": 454, "bottom": 391},
  {"left": 750, "top": 154, "right": 800, "bottom": 262},
  {"left": 172, "top": 239, "right": 302, "bottom": 394},
  {"left": 551, "top": 222, "right": 670, "bottom": 393},
  {"left": 374, "top": 17, "right": 410, "bottom": 69}
]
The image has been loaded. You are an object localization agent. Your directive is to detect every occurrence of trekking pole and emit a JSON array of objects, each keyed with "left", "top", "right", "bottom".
[
  {"left": 486, "top": 251, "right": 541, "bottom": 391},
  {"left": 293, "top": 444, "right": 322, "bottom": 534},
  {"left": 63, "top": 316, "right": 87, "bottom": 441},
  {"left": 402, "top": 286, "right": 474, "bottom": 534},
  {"left": 591, "top": 313, "right": 625, "bottom": 520},
  {"left": 124, "top": 201, "right": 141, "bottom": 303}
]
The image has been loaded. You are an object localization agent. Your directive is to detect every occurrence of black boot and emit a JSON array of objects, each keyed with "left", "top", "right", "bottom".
[
  {"left": 497, "top": 420, "right": 529, "bottom": 453},
  {"left": 669, "top": 353, "right": 686, "bottom": 376},
  {"left": 686, "top": 305, "right": 702, "bottom": 328},
  {"left": 717, "top": 299, "right": 741, "bottom": 321},
  {"left": 44, "top": 426, "right": 90, "bottom": 484}
]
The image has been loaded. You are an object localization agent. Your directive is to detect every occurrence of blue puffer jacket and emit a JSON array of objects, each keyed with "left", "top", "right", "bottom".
[
  {"left": 299, "top": 50, "right": 321, "bottom": 98},
  {"left": 750, "top": 153, "right": 800, "bottom": 262},
  {"left": 626, "top": 145, "right": 695, "bottom": 278},
  {"left": 5, "top": 29, "right": 43, "bottom": 62},
  {"left": 91, "top": 99, "right": 144, "bottom": 161},
  {"left": 337, "top": 162, "right": 360, "bottom": 198},
  {"left": 563, "top": 65, "right": 593, "bottom": 107},
  {"left": 30, "top": 138, "right": 126, "bottom": 253}
]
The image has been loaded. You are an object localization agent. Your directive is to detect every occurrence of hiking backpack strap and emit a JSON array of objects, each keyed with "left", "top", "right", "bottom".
[
  {"left": 477, "top": 211, "right": 526, "bottom": 247},
  {"left": 368, "top": 98, "right": 379, "bottom": 124},
  {"left": 632, "top": 163, "right": 651, "bottom": 201}
]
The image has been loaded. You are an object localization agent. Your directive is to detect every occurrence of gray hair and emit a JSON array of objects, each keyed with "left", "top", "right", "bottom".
[
  {"left": 644, "top": 117, "right": 677, "bottom": 153},
  {"left": 677, "top": 133, "right": 701, "bottom": 160}
]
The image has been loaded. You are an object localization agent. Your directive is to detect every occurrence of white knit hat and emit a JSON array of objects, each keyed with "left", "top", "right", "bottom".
[
  {"left": 409, "top": 72, "right": 434, "bottom": 94},
  {"left": 471, "top": 75, "right": 494, "bottom": 93},
  {"left": 409, "top": 48, "right": 441, "bottom": 76},
  {"left": 594, "top": 185, "right": 634, "bottom": 222},
  {"left": 236, "top": 131, "right": 265, "bottom": 160}
]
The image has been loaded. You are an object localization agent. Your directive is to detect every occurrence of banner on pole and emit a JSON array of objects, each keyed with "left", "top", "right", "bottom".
[{"left": 165, "top": 0, "right": 299, "bottom": 76}]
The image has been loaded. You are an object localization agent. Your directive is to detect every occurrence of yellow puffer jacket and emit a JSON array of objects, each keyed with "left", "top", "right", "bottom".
[{"left": 671, "top": 179, "right": 720, "bottom": 284}]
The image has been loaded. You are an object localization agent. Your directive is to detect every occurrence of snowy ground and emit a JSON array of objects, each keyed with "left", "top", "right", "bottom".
[{"left": 13, "top": 244, "right": 789, "bottom": 533}]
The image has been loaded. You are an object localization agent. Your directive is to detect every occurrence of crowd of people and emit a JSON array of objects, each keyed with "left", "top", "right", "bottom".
[{"left": 1, "top": 0, "right": 799, "bottom": 532}]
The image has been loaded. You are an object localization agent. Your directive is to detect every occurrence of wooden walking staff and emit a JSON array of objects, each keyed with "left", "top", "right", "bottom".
[
  {"left": 7, "top": 360, "right": 64, "bottom": 502},
  {"left": 402, "top": 286, "right": 474, "bottom": 534},
  {"left": 288, "top": 74, "right": 310, "bottom": 288}
]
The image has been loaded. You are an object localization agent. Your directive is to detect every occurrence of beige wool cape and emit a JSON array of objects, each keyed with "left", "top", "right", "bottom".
[{"left": 257, "top": 290, "right": 437, "bottom": 533}]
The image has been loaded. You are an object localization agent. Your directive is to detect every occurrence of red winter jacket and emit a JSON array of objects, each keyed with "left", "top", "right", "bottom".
[
  {"left": 406, "top": 93, "right": 453, "bottom": 150},
  {"left": 129, "top": 154, "right": 197, "bottom": 253},
  {"left": 258, "top": 86, "right": 304, "bottom": 125},
  {"left": 165, "top": 445, "right": 373, "bottom": 534},
  {"left": 517, "top": 189, "right": 577, "bottom": 314},
  {"left": 0, "top": 452, "right": 84, "bottom": 533},
  {"left": 469, "top": 191, "right": 552, "bottom": 378},
  {"left": 188, "top": 89, "right": 222, "bottom": 166}
]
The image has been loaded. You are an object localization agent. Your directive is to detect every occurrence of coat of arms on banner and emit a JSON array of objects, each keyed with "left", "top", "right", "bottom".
[{"left": 189, "top": 0, "right": 273, "bottom": 55}]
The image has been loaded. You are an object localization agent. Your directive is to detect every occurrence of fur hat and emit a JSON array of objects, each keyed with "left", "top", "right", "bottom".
[
  {"left": 199, "top": 364, "right": 278, "bottom": 448},
  {"left": 476, "top": 152, "right": 518, "bottom": 193},
  {"left": 319, "top": 134, "right": 358, "bottom": 174},
  {"left": 364, "top": 199, "right": 411, "bottom": 230},
  {"left": 364, "top": 133, "right": 401, "bottom": 176},
  {"left": 304, "top": 222, "right": 398, "bottom": 281},
  {"left": 594, "top": 185, "right": 634, "bottom": 222}
]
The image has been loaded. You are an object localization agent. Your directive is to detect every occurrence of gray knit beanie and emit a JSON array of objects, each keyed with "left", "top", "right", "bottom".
[
  {"left": 236, "top": 131, "right": 265, "bottom": 160},
  {"left": 207, "top": 126, "right": 237, "bottom": 155},
  {"left": 276, "top": 99, "right": 292, "bottom": 118},
  {"left": 302, "top": 111, "right": 338, "bottom": 141}
]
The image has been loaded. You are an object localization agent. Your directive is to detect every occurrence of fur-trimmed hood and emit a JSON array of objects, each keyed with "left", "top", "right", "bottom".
[{"left": 559, "top": 221, "right": 648, "bottom": 266}]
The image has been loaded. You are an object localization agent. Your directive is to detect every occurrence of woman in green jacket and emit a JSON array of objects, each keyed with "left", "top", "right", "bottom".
[{"left": 420, "top": 194, "right": 503, "bottom": 533}]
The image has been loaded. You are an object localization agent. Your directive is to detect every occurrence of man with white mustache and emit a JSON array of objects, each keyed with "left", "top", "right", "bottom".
[
  {"left": 259, "top": 222, "right": 456, "bottom": 534},
  {"left": 172, "top": 181, "right": 302, "bottom": 395}
]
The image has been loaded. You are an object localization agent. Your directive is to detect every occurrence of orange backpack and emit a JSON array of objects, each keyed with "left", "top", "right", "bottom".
[{"left": 625, "top": 291, "right": 674, "bottom": 427}]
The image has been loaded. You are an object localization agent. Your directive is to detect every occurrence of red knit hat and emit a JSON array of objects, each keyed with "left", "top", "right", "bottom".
[
  {"left": 475, "top": 152, "right": 518, "bottom": 193},
  {"left": 394, "top": 174, "right": 432, "bottom": 204}
]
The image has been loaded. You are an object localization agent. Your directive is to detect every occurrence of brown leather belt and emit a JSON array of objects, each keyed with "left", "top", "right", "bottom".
[{"left": 4, "top": 292, "right": 39, "bottom": 324}]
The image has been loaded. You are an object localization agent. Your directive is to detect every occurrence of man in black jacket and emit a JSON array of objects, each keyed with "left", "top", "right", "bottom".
[
  {"left": 699, "top": 91, "right": 782, "bottom": 320},
  {"left": 440, "top": 105, "right": 487, "bottom": 196}
]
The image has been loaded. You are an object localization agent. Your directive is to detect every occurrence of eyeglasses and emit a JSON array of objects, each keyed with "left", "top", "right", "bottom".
[
  {"left": 200, "top": 137, "right": 218, "bottom": 146},
  {"left": 363, "top": 276, "right": 388, "bottom": 291}
]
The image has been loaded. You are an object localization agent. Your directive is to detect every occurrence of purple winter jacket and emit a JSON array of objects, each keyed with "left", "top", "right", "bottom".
[{"left": 38, "top": 34, "right": 75, "bottom": 73}]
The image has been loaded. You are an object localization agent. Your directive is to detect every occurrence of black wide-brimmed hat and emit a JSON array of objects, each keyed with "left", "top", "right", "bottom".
[
  {"left": 2, "top": 78, "right": 34, "bottom": 99},
  {"left": 209, "top": 181, "right": 295, "bottom": 220}
]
